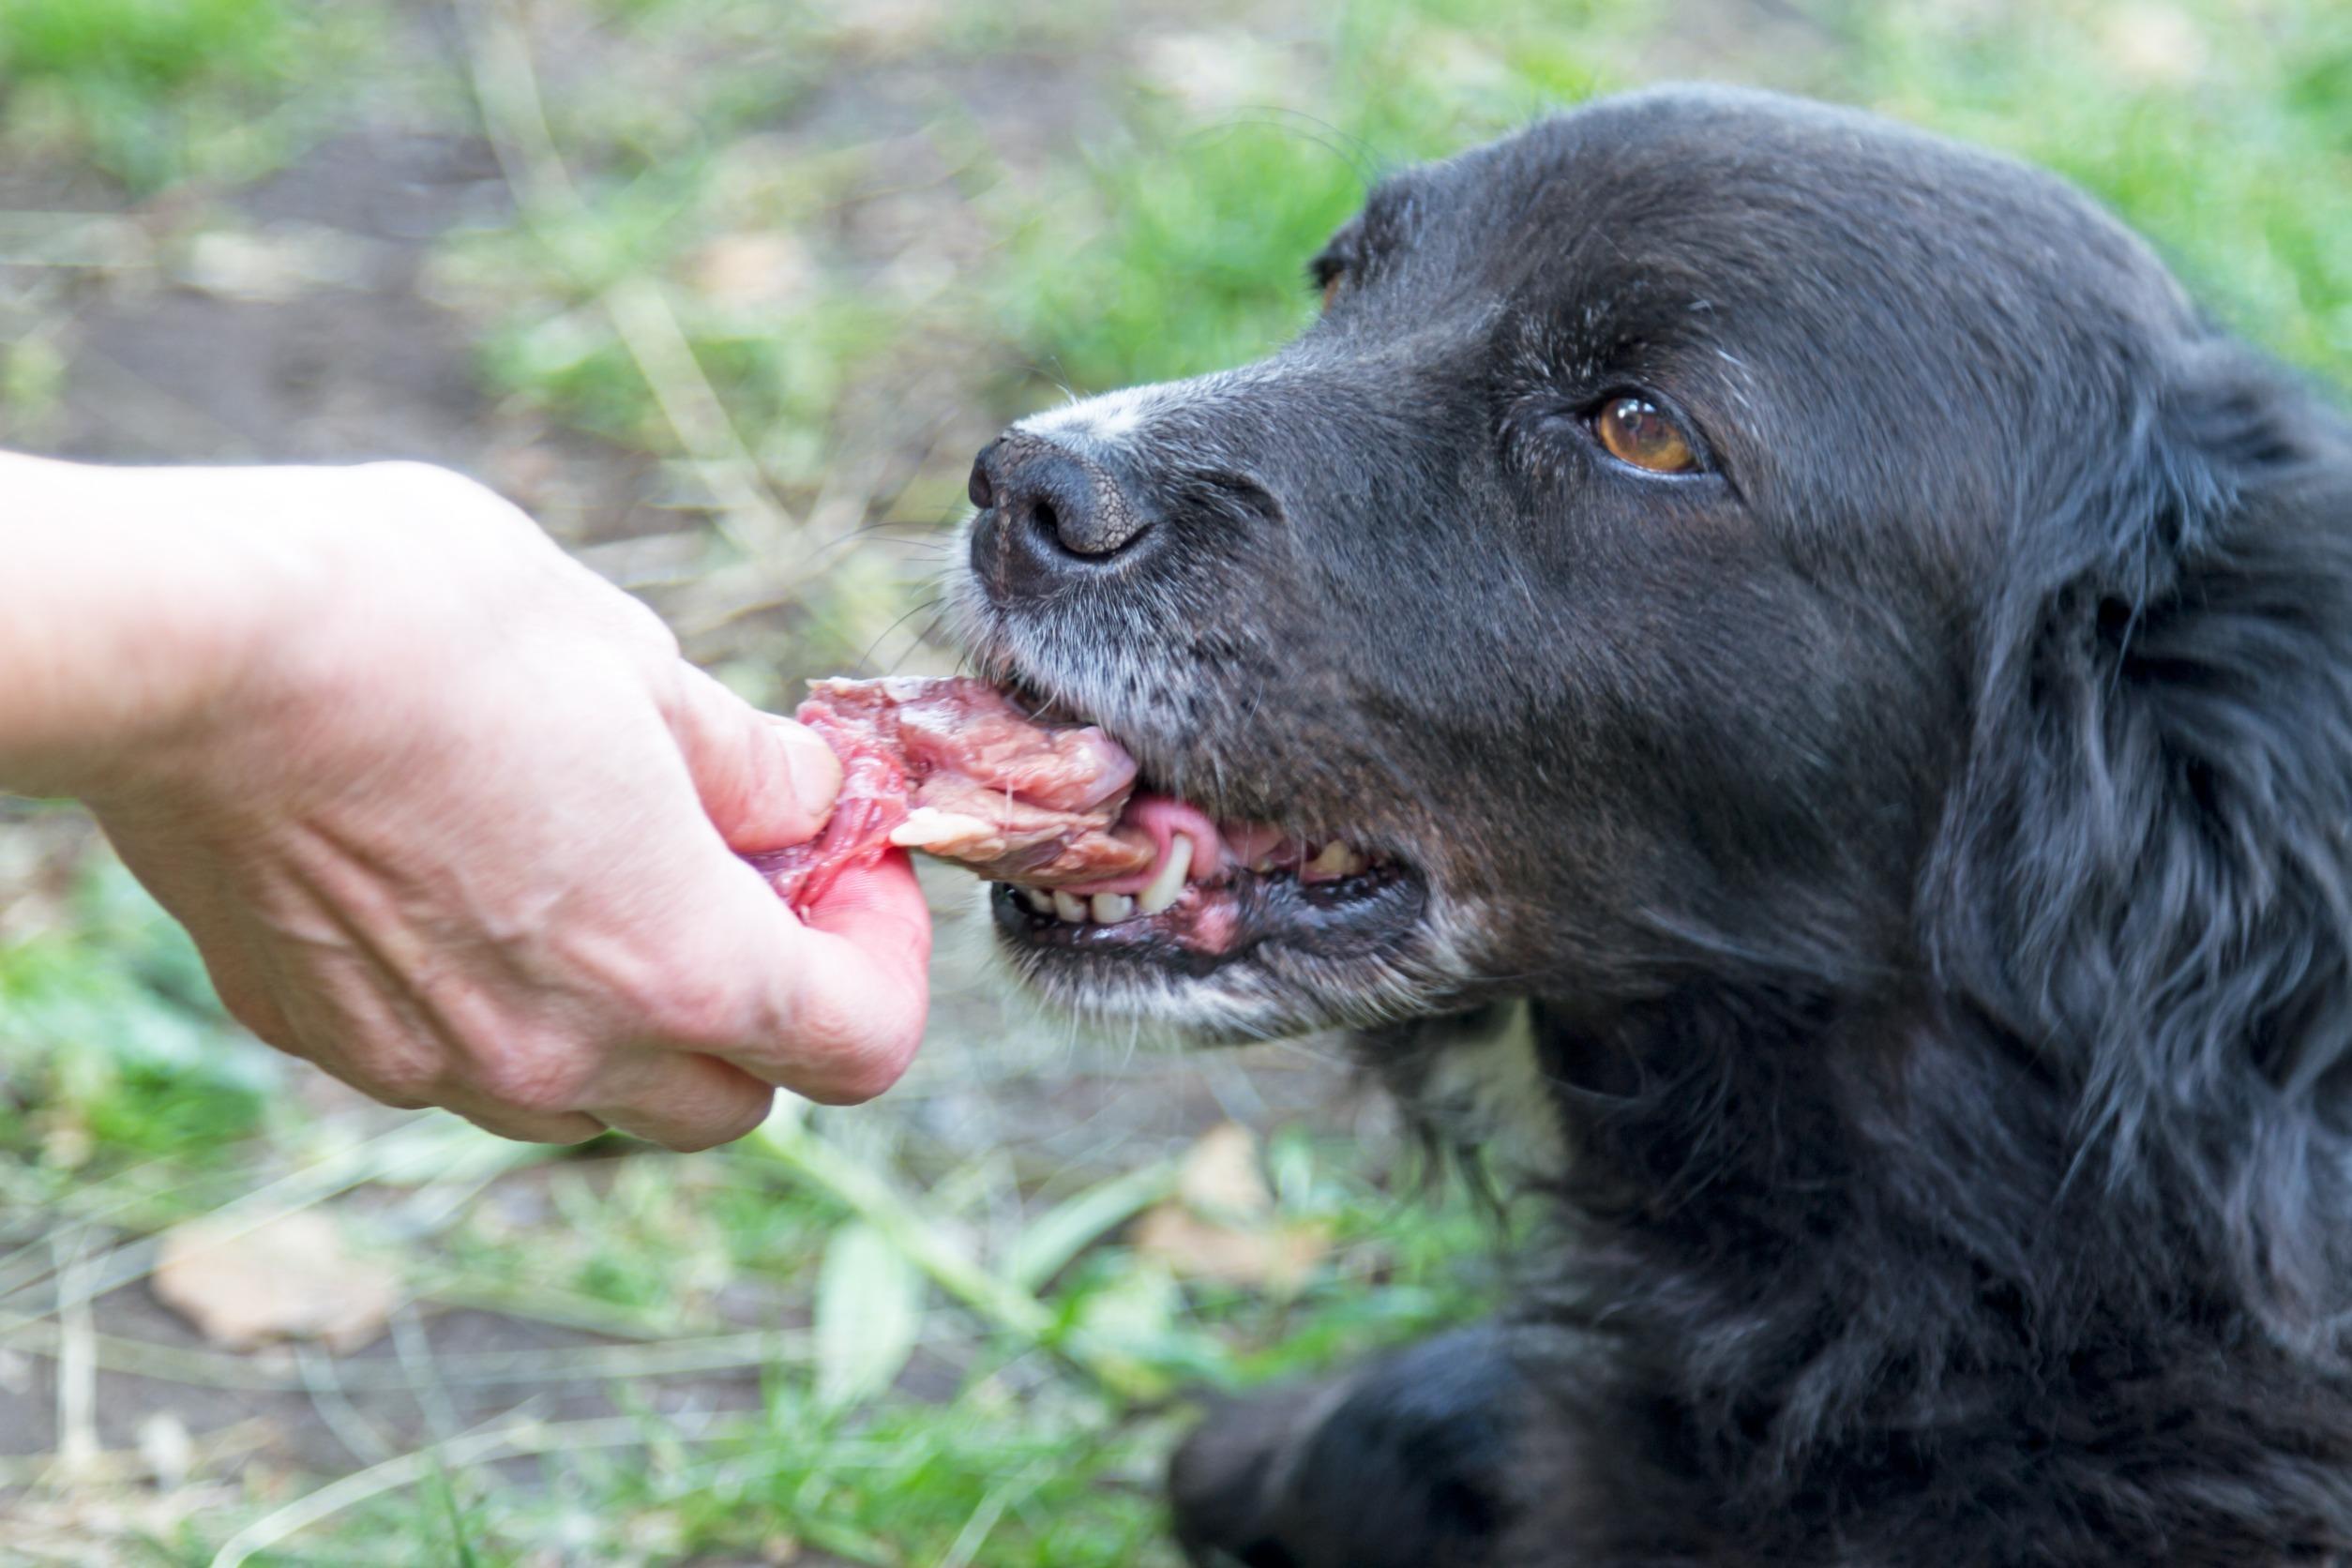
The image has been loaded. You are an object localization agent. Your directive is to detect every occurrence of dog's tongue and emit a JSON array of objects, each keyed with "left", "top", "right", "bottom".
[
  {"left": 746, "top": 676, "right": 1214, "bottom": 914},
  {"left": 1055, "top": 794, "right": 1226, "bottom": 895}
]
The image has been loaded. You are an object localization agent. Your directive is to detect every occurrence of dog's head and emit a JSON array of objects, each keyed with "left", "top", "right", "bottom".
[{"left": 955, "top": 84, "right": 2352, "bottom": 1061}]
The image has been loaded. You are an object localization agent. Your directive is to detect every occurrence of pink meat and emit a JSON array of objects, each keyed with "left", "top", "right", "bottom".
[{"left": 746, "top": 677, "right": 1159, "bottom": 913}]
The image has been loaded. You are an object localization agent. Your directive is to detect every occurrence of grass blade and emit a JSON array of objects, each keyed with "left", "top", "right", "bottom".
[{"left": 814, "top": 1220, "right": 924, "bottom": 1410}]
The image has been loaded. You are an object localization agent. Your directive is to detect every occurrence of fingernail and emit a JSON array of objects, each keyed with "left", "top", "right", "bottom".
[{"left": 777, "top": 721, "right": 843, "bottom": 822}]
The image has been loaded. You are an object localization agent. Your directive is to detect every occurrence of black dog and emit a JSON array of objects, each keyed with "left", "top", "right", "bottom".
[{"left": 954, "top": 85, "right": 2352, "bottom": 1566}]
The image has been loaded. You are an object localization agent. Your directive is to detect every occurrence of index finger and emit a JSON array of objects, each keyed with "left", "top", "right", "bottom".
[{"left": 739, "top": 850, "right": 933, "bottom": 1104}]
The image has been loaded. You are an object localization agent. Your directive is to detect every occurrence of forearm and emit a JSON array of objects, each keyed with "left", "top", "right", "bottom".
[{"left": 0, "top": 454, "right": 300, "bottom": 800}]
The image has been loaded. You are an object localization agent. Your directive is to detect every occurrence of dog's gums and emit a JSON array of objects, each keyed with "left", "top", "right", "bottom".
[{"left": 746, "top": 676, "right": 1419, "bottom": 963}]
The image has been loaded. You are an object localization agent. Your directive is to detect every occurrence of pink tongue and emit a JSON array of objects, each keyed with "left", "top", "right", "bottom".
[{"left": 1063, "top": 793, "right": 1226, "bottom": 894}]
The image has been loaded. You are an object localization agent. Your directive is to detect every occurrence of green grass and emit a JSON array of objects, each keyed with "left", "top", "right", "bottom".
[
  {"left": 4, "top": 0, "right": 2351, "bottom": 1562},
  {"left": 988, "top": 0, "right": 1636, "bottom": 395},
  {"left": 0, "top": 873, "right": 1500, "bottom": 1568},
  {"left": 1823, "top": 0, "right": 2352, "bottom": 384},
  {"left": 0, "top": 852, "right": 274, "bottom": 1174},
  {"left": 0, "top": 0, "right": 383, "bottom": 192},
  {"left": 984, "top": 0, "right": 2352, "bottom": 403}
]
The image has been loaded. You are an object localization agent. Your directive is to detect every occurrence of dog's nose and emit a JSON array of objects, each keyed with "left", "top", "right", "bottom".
[{"left": 967, "top": 435, "right": 1153, "bottom": 598}]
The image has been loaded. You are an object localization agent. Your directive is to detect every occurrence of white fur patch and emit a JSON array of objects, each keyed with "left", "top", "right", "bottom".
[
  {"left": 1019, "top": 384, "right": 1162, "bottom": 445},
  {"left": 1419, "top": 1002, "right": 1567, "bottom": 1178},
  {"left": 1015, "top": 362, "right": 1287, "bottom": 458}
]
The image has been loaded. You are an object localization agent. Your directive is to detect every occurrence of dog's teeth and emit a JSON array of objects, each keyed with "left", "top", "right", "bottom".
[
  {"left": 1021, "top": 888, "right": 1055, "bottom": 915},
  {"left": 1091, "top": 892, "right": 1135, "bottom": 924},
  {"left": 1305, "top": 841, "right": 1364, "bottom": 879},
  {"left": 1137, "top": 833, "right": 1194, "bottom": 915},
  {"left": 1051, "top": 890, "right": 1089, "bottom": 923}
]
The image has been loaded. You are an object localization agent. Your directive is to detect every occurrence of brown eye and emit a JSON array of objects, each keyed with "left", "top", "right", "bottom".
[
  {"left": 1595, "top": 396, "right": 1697, "bottom": 474},
  {"left": 1319, "top": 270, "right": 1346, "bottom": 309}
]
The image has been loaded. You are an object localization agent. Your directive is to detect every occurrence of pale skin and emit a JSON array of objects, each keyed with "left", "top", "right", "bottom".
[{"left": 0, "top": 453, "right": 931, "bottom": 1150}]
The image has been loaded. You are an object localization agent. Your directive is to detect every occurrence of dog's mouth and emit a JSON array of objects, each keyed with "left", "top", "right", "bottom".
[
  {"left": 978, "top": 674, "right": 1430, "bottom": 978},
  {"left": 988, "top": 812, "right": 1425, "bottom": 973},
  {"left": 749, "top": 663, "right": 1444, "bottom": 1030}
]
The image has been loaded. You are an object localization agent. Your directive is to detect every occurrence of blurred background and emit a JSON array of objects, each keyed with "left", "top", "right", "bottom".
[{"left": 0, "top": 0, "right": 2344, "bottom": 1561}]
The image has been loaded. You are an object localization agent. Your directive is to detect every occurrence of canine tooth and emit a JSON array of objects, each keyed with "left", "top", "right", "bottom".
[
  {"left": 1021, "top": 888, "right": 1055, "bottom": 915},
  {"left": 1091, "top": 892, "right": 1135, "bottom": 923},
  {"left": 1052, "top": 890, "right": 1089, "bottom": 923},
  {"left": 1137, "top": 834, "right": 1194, "bottom": 916}
]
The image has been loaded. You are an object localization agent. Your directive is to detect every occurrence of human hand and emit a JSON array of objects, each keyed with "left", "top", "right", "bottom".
[{"left": 1, "top": 457, "right": 930, "bottom": 1148}]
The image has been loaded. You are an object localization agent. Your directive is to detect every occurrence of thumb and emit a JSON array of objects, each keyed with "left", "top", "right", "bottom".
[{"left": 668, "top": 664, "right": 842, "bottom": 852}]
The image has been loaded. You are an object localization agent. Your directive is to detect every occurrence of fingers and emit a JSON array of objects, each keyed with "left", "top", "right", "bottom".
[
  {"left": 443, "top": 1097, "right": 611, "bottom": 1146},
  {"left": 200, "top": 954, "right": 299, "bottom": 1053},
  {"left": 444, "top": 849, "right": 927, "bottom": 1141},
  {"left": 667, "top": 664, "right": 842, "bottom": 852},
  {"left": 799, "top": 847, "right": 934, "bottom": 964},
  {"left": 188, "top": 851, "right": 922, "bottom": 1147},
  {"left": 257, "top": 952, "right": 615, "bottom": 1144},
  {"left": 583, "top": 1050, "right": 776, "bottom": 1153},
  {"left": 754, "top": 850, "right": 934, "bottom": 1104},
  {"left": 562, "top": 849, "right": 930, "bottom": 1133},
  {"left": 124, "top": 719, "right": 924, "bottom": 1147},
  {"left": 274, "top": 1015, "right": 610, "bottom": 1144}
]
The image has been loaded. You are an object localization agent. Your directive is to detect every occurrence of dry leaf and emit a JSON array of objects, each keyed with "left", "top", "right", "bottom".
[
  {"left": 687, "top": 232, "right": 816, "bottom": 310},
  {"left": 152, "top": 1211, "right": 398, "bottom": 1352},
  {"left": 1132, "top": 1204, "right": 1328, "bottom": 1293},
  {"left": 1138, "top": 1123, "right": 1324, "bottom": 1289},
  {"left": 1176, "top": 1122, "right": 1274, "bottom": 1219}
]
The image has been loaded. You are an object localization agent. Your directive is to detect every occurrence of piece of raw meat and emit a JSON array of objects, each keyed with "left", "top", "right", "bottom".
[{"left": 746, "top": 677, "right": 1155, "bottom": 913}]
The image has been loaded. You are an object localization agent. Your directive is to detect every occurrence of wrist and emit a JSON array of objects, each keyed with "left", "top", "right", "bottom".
[{"left": 0, "top": 455, "right": 310, "bottom": 802}]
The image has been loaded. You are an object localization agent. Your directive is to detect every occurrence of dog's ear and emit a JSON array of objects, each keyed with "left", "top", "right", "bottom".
[{"left": 1925, "top": 341, "right": 2352, "bottom": 1331}]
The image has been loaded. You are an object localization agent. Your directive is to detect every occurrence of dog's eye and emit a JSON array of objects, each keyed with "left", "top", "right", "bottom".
[
  {"left": 1594, "top": 397, "right": 1697, "bottom": 475},
  {"left": 1321, "top": 272, "right": 1346, "bottom": 309}
]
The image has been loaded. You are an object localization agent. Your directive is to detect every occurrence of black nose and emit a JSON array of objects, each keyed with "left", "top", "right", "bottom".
[{"left": 967, "top": 434, "right": 1153, "bottom": 600}]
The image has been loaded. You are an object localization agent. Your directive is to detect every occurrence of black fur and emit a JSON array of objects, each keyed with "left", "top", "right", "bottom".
[
  {"left": 957, "top": 86, "right": 2352, "bottom": 1565},
  {"left": 1170, "top": 1328, "right": 1519, "bottom": 1568}
]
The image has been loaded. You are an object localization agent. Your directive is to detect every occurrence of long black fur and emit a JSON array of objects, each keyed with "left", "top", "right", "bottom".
[
  {"left": 957, "top": 85, "right": 2352, "bottom": 1566},
  {"left": 1503, "top": 293, "right": 2352, "bottom": 1568}
]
